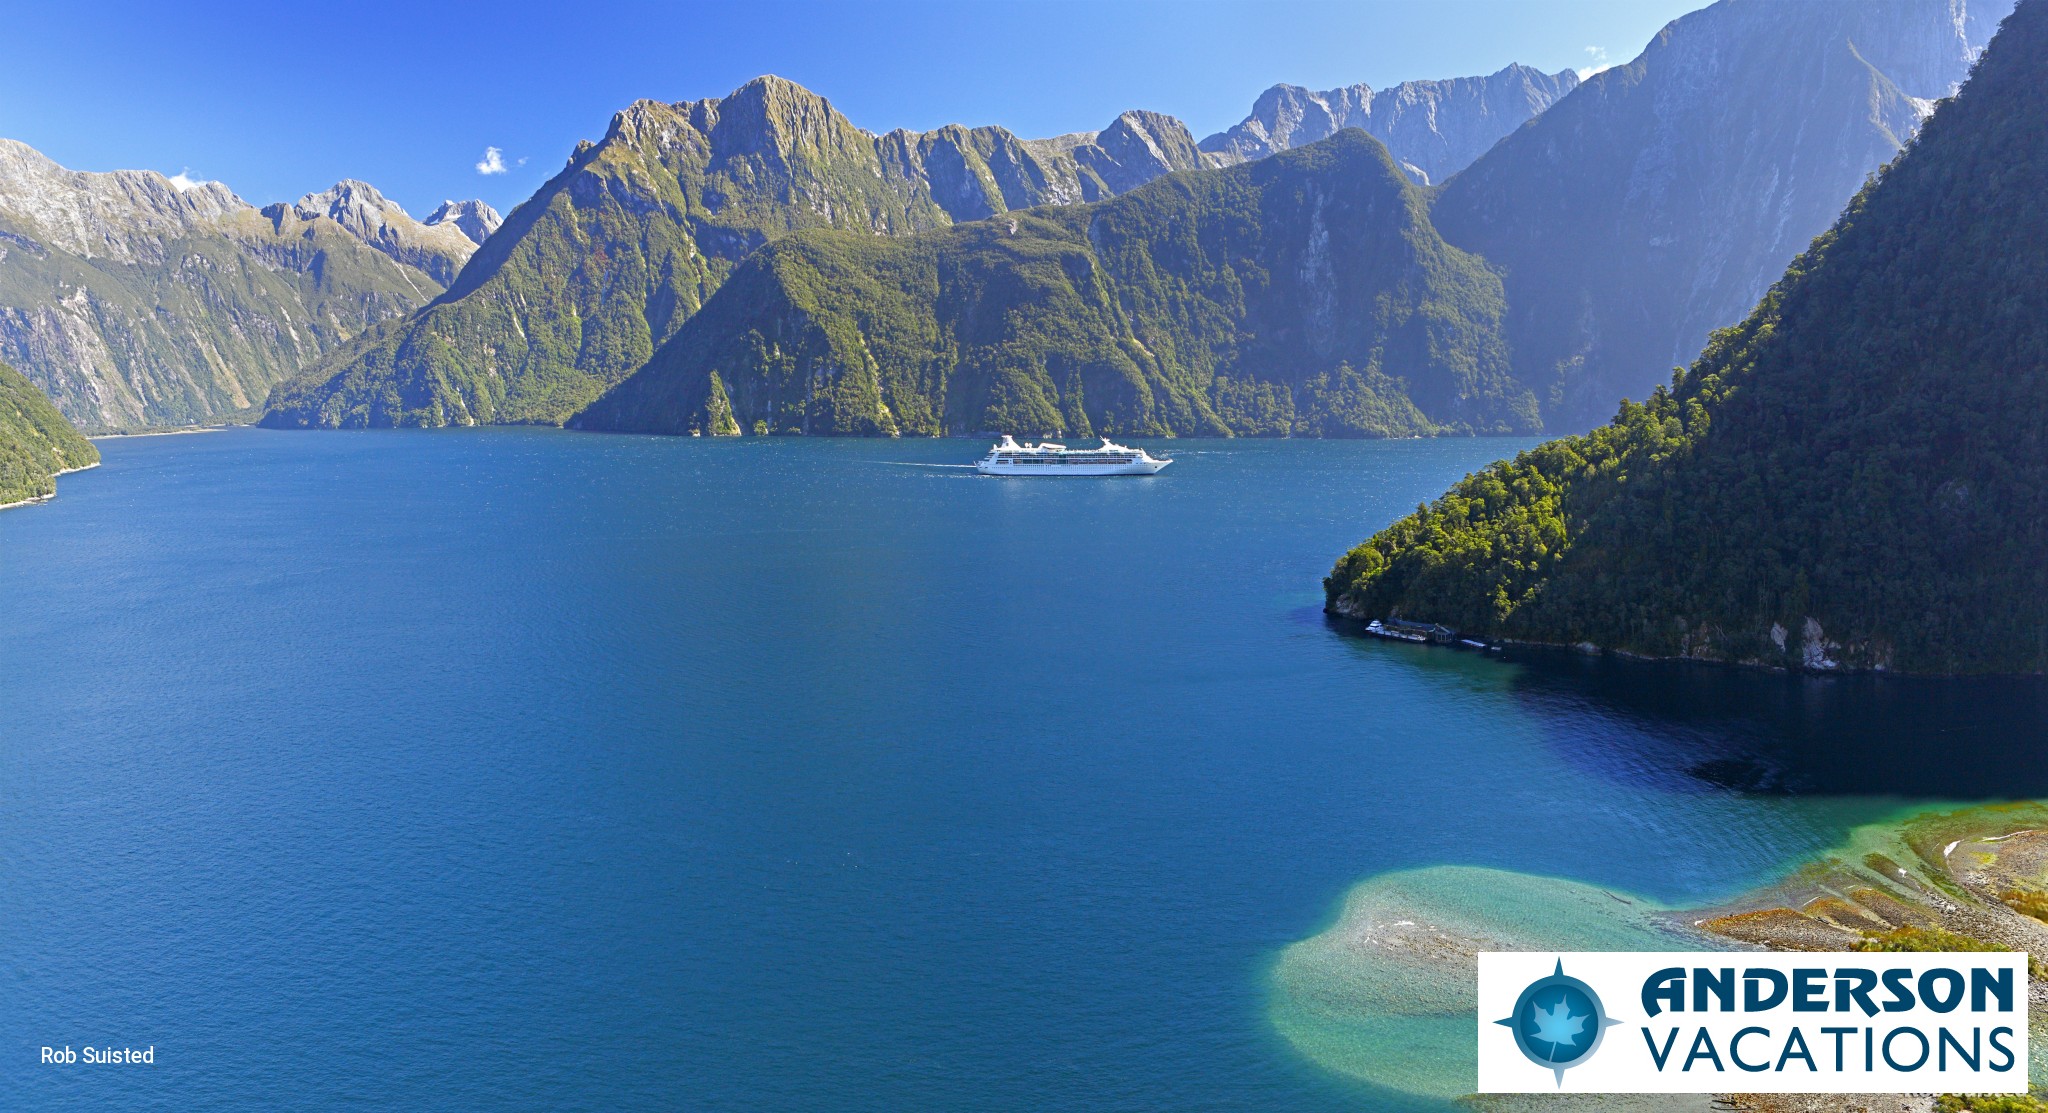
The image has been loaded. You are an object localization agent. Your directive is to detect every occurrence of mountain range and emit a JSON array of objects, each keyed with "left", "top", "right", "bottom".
[
  {"left": 279, "top": 180, "right": 495, "bottom": 287},
  {"left": 265, "top": 0, "right": 2006, "bottom": 438},
  {"left": 0, "top": 139, "right": 500, "bottom": 430},
  {"left": 0, "top": 0, "right": 2014, "bottom": 446},
  {"left": 1325, "top": 0, "right": 2048, "bottom": 676},
  {"left": 257, "top": 70, "right": 1572, "bottom": 429},
  {"left": 572, "top": 130, "right": 1521, "bottom": 439},
  {"left": 1433, "top": 0, "right": 2010, "bottom": 431},
  {"left": 1199, "top": 64, "right": 1579, "bottom": 185}
]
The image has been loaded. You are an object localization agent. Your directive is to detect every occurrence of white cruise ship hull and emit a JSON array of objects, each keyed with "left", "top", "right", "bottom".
[
  {"left": 975, "top": 458, "right": 1170, "bottom": 477},
  {"left": 973, "top": 435, "right": 1172, "bottom": 477}
]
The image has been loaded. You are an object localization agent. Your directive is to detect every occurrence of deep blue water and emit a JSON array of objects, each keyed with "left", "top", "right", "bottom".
[{"left": 4, "top": 428, "right": 2043, "bottom": 1110}]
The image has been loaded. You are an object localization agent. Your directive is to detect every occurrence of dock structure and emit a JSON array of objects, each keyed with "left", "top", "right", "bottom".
[
  {"left": 1368, "top": 619, "right": 1466, "bottom": 643},
  {"left": 1384, "top": 617, "right": 1459, "bottom": 644}
]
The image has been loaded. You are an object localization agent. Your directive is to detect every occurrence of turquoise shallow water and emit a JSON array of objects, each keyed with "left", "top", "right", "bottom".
[{"left": 3, "top": 428, "right": 2043, "bottom": 1110}]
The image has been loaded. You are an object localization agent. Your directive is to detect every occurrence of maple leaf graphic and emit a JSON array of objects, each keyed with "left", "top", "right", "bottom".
[{"left": 1526, "top": 996, "right": 1588, "bottom": 1060}]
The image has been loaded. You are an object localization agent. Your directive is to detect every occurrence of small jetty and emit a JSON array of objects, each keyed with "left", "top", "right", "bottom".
[{"left": 1364, "top": 617, "right": 1493, "bottom": 651}]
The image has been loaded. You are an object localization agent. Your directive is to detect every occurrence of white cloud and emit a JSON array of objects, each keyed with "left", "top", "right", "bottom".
[
  {"left": 166, "top": 168, "right": 203, "bottom": 192},
  {"left": 475, "top": 147, "right": 507, "bottom": 175},
  {"left": 1578, "top": 46, "right": 1612, "bottom": 80}
]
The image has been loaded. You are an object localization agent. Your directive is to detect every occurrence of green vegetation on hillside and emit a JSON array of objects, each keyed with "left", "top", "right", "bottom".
[
  {"left": 261, "top": 80, "right": 1219, "bottom": 431},
  {"left": 0, "top": 360, "right": 98, "bottom": 505},
  {"left": 262, "top": 12, "right": 1987, "bottom": 439},
  {"left": 0, "top": 206, "right": 444, "bottom": 430},
  {"left": 1937, "top": 1095, "right": 2048, "bottom": 1113},
  {"left": 575, "top": 130, "right": 1531, "bottom": 439},
  {"left": 1325, "top": 1, "right": 2048, "bottom": 675},
  {"left": 262, "top": 82, "right": 961, "bottom": 429}
]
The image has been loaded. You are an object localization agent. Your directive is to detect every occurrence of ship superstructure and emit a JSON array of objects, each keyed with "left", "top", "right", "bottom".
[{"left": 974, "top": 436, "right": 1171, "bottom": 477}]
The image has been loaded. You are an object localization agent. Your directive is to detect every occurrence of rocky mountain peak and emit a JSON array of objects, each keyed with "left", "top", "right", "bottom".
[
  {"left": 1200, "top": 64, "right": 1578, "bottom": 184},
  {"left": 1078, "top": 111, "right": 1212, "bottom": 193},
  {"left": 424, "top": 200, "right": 501, "bottom": 246},
  {"left": 0, "top": 138, "right": 249, "bottom": 263},
  {"left": 277, "top": 177, "right": 479, "bottom": 286},
  {"left": 291, "top": 179, "right": 409, "bottom": 238},
  {"left": 603, "top": 98, "right": 694, "bottom": 152},
  {"left": 701, "top": 74, "right": 869, "bottom": 165}
]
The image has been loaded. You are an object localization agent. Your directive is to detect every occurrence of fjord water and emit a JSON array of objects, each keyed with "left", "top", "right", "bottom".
[{"left": 5, "top": 429, "right": 2043, "bottom": 1110}]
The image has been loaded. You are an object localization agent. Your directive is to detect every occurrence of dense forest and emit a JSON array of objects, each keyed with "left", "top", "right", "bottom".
[
  {"left": 1325, "top": 0, "right": 2048, "bottom": 676},
  {"left": 574, "top": 131, "right": 1531, "bottom": 439},
  {"left": 0, "top": 359, "right": 98, "bottom": 506}
]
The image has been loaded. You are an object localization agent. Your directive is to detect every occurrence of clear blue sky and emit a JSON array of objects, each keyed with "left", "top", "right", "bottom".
[{"left": 2, "top": 0, "right": 1703, "bottom": 218}]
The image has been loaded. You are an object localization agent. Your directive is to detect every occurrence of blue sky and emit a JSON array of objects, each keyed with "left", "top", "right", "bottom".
[{"left": 3, "top": 0, "right": 1701, "bottom": 218}]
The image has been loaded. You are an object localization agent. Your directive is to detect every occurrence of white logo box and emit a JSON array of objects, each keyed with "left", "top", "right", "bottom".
[{"left": 1478, "top": 951, "right": 2029, "bottom": 1094}]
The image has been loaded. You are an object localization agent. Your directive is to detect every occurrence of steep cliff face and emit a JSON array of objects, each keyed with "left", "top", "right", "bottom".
[
  {"left": 0, "top": 139, "right": 452, "bottom": 429},
  {"left": 1072, "top": 111, "right": 1216, "bottom": 193},
  {"left": 1435, "top": 0, "right": 2011, "bottom": 433},
  {"left": 1326, "top": 0, "right": 2048, "bottom": 676},
  {"left": 262, "top": 77, "right": 1224, "bottom": 429},
  {"left": 0, "top": 358, "right": 98, "bottom": 506},
  {"left": 1200, "top": 65, "right": 1580, "bottom": 184},
  {"left": 280, "top": 180, "right": 482, "bottom": 286},
  {"left": 572, "top": 130, "right": 1525, "bottom": 441},
  {"left": 876, "top": 110, "right": 1215, "bottom": 222}
]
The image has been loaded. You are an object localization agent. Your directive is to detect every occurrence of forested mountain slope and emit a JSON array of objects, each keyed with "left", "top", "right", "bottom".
[
  {"left": 1326, "top": 0, "right": 2048, "bottom": 676},
  {"left": 573, "top": 131, "right": 1527, "bottom": 439},
  {"left": 260, "top": 64, "right": 1581, "bottom": 431},
  {"left": 0, "top": 358, "right": 97, "bottom": 505},
  {"left": 259, "top": 78, "right": 1225, "bottom": 429}
]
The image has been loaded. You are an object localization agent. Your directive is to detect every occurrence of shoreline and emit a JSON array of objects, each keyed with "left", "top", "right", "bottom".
[
  {"left": 1270, "top": 802, "right": 2048, "bottom": 1109},
  {"left": 1323, "top": 606, "right": 2048, "bottom": 682},
  {"left": 1498, "top": 634, "right": 2048, "bottom": 682},
  {"left": 89, "top": 425, "right": 232, "bottom": 439},
  {"left": 0, "top": 492, "right": 55, "bottom": 512},
  {"left": 256, "top": 419, "right": 1547, "bottom": 443},
  {"left": 0, "top": 460, "right": 100, "bottom": 513}
]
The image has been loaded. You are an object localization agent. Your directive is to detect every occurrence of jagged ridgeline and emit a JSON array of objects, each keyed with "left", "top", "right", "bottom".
[
  {"left": 1433, "top": 0, "right": 2004, "bottom": 434},
  {"left": 0, "top": 140, "right": 497, "bottom": 431},
  {"left": 260, "top": 78, "right": 1220, "bottom": 429},
  {"left": 574, "top": 131, "right": 1531, "bottom": 438},
  {"left": 1325, "top": 0, "right": 2048, "bottom": 676},
  {"left": 0, "top": 359, "right": 97, "bottom": 505}
]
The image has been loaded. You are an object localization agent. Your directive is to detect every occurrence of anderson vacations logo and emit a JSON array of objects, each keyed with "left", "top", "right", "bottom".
[{"left": 1478, "top": 952, "right": 2028, "bottom": 1094}]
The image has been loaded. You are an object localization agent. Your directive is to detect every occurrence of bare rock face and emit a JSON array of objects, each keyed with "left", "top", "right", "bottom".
[
  {"left": 424, "top": 199, "right": 501, "bottom": 247},
  {"left": 0, "top": 140, "right": 453, "bottom": 428},
  {"left": 1073, "top": 110, "right": 1213, "bottom": 194},
  {"left": 277, "top": 179, "right": 479, "bottom": 286},
  {"left": 0, "top": 138, "right": 248, "bottom": 264},
  {"left": 1199, "top": 64, "right": 1581, "bottom": 184},
  {"left": 879, "top": 109, "right": 1215, "bottom": 224},
  {"left": 1432, "top": 0, "right": 2015, "bottom": 433}
]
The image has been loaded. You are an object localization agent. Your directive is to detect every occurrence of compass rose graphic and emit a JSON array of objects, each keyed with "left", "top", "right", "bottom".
[{"left": 1495, "top": 959, "right": 1622, "bottom": 1085}]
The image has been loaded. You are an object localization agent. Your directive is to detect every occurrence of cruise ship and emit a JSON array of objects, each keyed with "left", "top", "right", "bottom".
[{"left": 974, "top": 436, "right": 1171, "bottom": 477}]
